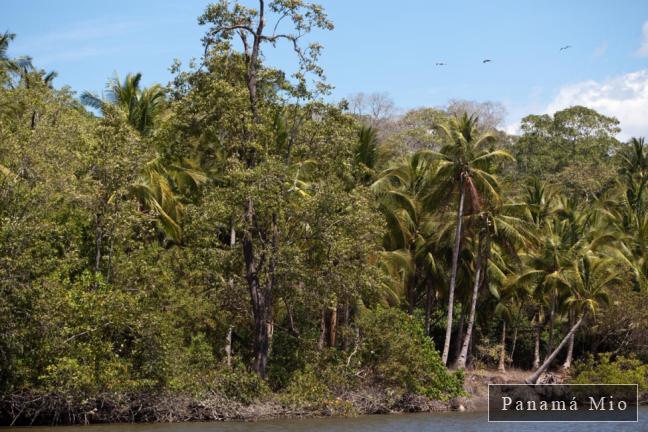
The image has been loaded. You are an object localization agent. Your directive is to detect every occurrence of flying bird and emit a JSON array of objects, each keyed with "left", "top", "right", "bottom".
[
  {"left": 482, "top": 59, "right": 492, "bottom": 63},
  {"left": 435, "top": 62, "right": 446, "bottom": 66},
  {"left": 560, "top": 45, "right": 572, "bottom": 51}
]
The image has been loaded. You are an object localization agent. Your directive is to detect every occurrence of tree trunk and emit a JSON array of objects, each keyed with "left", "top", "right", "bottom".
[
  {"left": 284, "top": 298, "right": 299, "bottom": 337},
  {"left": 533, "top": 320, "right": 542, "bottom": 370},
  {"left": 442, "top": 179, "right": 465, "bottom": 365},
  {"left": 526, "top": 314, "right": 584, "bottom": 384},
  {"left": 467, "top": 324, "right": 477, "bottom": 369},
  {"left": 498, "top": 320, "right": 507, "bottom": 372},
  {"left": 562, "top": 313, "right": 575, "bottom": 371},
  {"left": 342, "top": 300, "right": 350, "bottom": 350},
  {"left": 230, "top": 216, "right": 236, "bottom": 246},
  {"left": 455, "top": 234, "right": 483, "bottom": 369},
  {"left": 509, "top": 325, "right": 518, "bottom": 366},
  {"left": 244, "top": 0, "right": 265, "bottom": 122},
  {"left": 242, "top": 198, "right": 275, "bottom": 378},
  {"left": 94, "top": 213, "right": 102, "bottom": 275},
  {"left": 225, "top": 326, "right": 233, "bottom": 368},
  {"left": 318, "top": 309, "right": 326, "bottom": 350},
  {"left": 546, "top": 293, "right": 555, "bottom": 359},
  {"left": 328, "top": 305, "right": 337, "bottom": 347},
  {"left": 453, "top": 301, "right": 466, "bottom": 362},
  {"left": 407, "top": 262, "right": 419, "bottom": 315},
  {"left": 562, "top": 333, "right": 575, "bottom": 371}
]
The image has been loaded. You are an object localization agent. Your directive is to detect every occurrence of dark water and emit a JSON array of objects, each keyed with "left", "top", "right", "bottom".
[{"left": 5, "top": 408, "right": 648, "bottom": 431}]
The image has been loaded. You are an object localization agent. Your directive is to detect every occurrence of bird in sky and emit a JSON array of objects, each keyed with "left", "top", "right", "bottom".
[
  {"left": 482, "top": 59, "right": 492, "bottom": 63},
  {"left": 435, "top": 62, "right": 446, "bottom": 66},
  {"left": 560, "top": 45, "right": 572, "bottom": 51}
]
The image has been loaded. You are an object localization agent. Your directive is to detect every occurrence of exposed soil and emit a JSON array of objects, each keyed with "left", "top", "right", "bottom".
[{"left": 462, "top": 368, "right": 568, "bottom": 411}]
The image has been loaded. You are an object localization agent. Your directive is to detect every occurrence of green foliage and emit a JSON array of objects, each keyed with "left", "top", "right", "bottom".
[
  {"left": 278, "top": 362, "right": 357, "bottom": 414},
  {"left": 513, "top": 106, "right": 621, "bottom": 197},
  {"left": 1, "top": 1, "right": 647, "bottom": 420},
  {"left": 571, "top": 353, "right": 648, "bottom": 391},
  {"left": 356, "top": 308, "right": 464, "bottom": 399},
  {"left": 212, "top": 362, "right": 271, "bottom": 404},
  {"left": 279, "top": 364, "right": 333, "bottom": 409}
]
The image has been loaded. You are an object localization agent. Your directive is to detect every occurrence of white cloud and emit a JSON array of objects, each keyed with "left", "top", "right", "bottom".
[
  {"left": 637, "top": 21, "right": 648, "bottom": 57},
  {"left": 545, "top": 70, "right": 648, "bottom": 140}
]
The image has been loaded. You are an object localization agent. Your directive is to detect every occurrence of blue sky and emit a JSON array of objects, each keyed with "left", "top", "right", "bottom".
[{"left": 4, "top": 1, "right": 648, "bottom": 137}]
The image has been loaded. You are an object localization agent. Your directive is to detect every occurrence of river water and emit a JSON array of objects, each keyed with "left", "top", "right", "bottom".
[{"left": 5, "top": 408, "right": 648, "bottom": 431}]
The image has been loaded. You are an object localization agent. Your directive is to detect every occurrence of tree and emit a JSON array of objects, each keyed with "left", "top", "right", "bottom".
[
  {"left": 430, "top": 113, "right": 510, "bottom": 365},
  {"left": 454, "top": 200, "right": 530, "bottom": 369},
  {"left": 526, "top": 254, "right": 618, "bottom": 384},
  {"left": 80, "top": 72, "right": 165, "bottom": 136},
  {"left": 354, "top": 125, "right": 380, "bottom": 184},
  {"left": 372, "top": 150, "right": 440, "bottom": 315},
  {"left": 380, "top": 108, "right": 449, "bottom": 157},
  {"left": 0, "top": 31, "right": 33, "bottom": 86},
  {"left": 199, "top": 0, "right": 333, "bottom": 122},
  {"left": 446, "top": 99, "right": 506, "bottom": 131},
  {"left": 347, "top": 91, "right": 396, "bottom": 128},
  {"left": 514, "top": 106, "right": 620, "bottom": 198},
  {"left": 198, "top": 0, "right": 334, "bottom": 378}
]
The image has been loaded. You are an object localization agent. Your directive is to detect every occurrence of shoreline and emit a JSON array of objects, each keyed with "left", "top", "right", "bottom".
[
  {"left": 0, "top": 386, "right": 455, "bottom": 426},
  {"left": 0, "top": 369, "right": 589, "bottom": 426}
]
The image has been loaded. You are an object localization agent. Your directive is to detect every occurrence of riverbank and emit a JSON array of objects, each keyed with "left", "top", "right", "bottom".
[
  {"left": 0, "top": 369, "right": 571, "bottom": 426},
  {"left": 463, "top": 369, "right": 551, "bottom": 411},
  {"left": 0, "top": 386, "right": 453, "bottom": 426}
]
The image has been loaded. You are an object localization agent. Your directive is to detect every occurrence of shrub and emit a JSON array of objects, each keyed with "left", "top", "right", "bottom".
[
  {"left": 212, "top": 361, "right": 270, "bottom": 404},
  {"left": 278, "top": 364, "right": 356, "bottom": 415},
  {"left": 356, "top": 307, "right": 464, "bottom": 399},
  {"left": 279, "top": 364, "right": 331, "bottom": 409},
  {"left": 571, "top": 353, "right": 648, "bottom": 391}
]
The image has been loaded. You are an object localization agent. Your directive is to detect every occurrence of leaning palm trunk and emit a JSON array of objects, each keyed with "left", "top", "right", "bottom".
[
  {"left": 562, "top": 333, "right": 575, "bottom": 370},
  {"left": 498, "top": 321, "right": 507, "bottom": 372},
  {"left": 442, "top": 179, "right": 466, "bottom": 365},
  {"left": 455, "top": 235, "right": 483, "bottom": 369},
  {"left": 526, "top": 314, "right": 585, "bottom": 384}
]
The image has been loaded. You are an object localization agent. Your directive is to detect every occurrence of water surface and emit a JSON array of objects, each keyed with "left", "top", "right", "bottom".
[{"left": 5, "top": 407, "right": 647, "bottom": 432}]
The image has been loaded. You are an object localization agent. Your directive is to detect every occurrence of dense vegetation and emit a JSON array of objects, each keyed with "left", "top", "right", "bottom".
[{"left": 1, "top": 0, "right": 648, "bottom": 424}]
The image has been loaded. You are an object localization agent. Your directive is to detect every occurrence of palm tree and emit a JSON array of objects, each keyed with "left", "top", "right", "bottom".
[
  {"left": 80, "top": 73, "right": 206, "bottom": 243},
  {"left": 0, "top": 31, "right": 33, "bottom": 86},
  {"left": 81, "top": 72, "right": 165, "bottom": 136},
  {"left": 526, "top": 254, "right": 619, "bottom": 384},
  {"left": 513, "top": 215, "right": 582, "bottom": 368},
  {"left": 454, "top": 200, "right": 531, "bottom": 369},
  {"left": 355, "top": 125, "right": 380, "bottom": 184},
  {"left": 619, "top": 137, "right": 648, "bottom": 217},
  {"left": 372, "top": 150, "right": 439, "bottom": 314},
  {"left": 599, "top": 157, "right": 648, "bottom": 291},
  {"left": 493, "top": 280, "right": 529, "bottom": 372},
  {"left": 431, "top": 113, "right": 512, "bottom": 365},
  {"left": 130, "top": 157, "right": 207, "bottom": 243}
]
